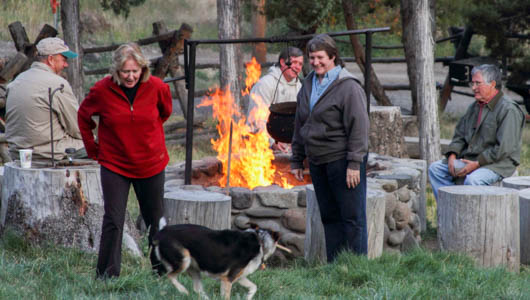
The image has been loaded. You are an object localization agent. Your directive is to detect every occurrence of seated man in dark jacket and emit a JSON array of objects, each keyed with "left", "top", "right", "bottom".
[{"left": 428, "top": 64, "right": 525, "bottom": 201}]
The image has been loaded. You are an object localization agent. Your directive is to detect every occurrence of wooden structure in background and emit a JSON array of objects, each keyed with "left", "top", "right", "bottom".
[
  {"left": 152, "top": 21, "right": 193, "bottom": 119},
  {"left": 3, "top": 22, "right": 57, "bottom": 83}
]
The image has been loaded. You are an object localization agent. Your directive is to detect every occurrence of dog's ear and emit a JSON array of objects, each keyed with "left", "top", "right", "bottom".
[{"left": 249, "top": 223, "right": 259, "bottom": 230}]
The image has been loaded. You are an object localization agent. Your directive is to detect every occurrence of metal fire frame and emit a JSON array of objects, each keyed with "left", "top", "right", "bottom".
[{"left": 181, "top": 27, "right": 390, "bottom": 184}]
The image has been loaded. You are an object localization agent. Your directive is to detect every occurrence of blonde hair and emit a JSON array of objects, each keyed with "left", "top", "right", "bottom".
[{"left": 110, "top": 43, "right": 150, "bottom": 85}]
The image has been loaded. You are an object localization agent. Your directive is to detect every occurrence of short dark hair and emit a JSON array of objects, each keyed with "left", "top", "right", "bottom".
[
  {"left": 471, "top": 64, "right": 502, "bottom": 90},
  {"left": 277, "top": 46, "right": 303, "bottom": 65},
  {"left": 306, "top": 34, "right": 344, "bottom": 67}
]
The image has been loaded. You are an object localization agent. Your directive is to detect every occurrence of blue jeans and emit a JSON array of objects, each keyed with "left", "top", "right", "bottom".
[
  {"left": 428, "top": 159, "right": 501, "bottom": 201},
  {"left": 309, "top": 156, "right": 368, "bottom": 262}
]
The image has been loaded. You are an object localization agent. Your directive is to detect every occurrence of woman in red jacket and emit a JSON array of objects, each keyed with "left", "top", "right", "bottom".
[{"left": 78, "top": 43, "right": 172, "bottom": 278}]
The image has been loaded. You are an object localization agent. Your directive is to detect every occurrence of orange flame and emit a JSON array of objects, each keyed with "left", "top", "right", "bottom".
[
  {"left": 242, "top": 57, "right": 261, "bottom": 96},
  {"left": 198, "top": 57, "right": 293, "bottom": 189}
]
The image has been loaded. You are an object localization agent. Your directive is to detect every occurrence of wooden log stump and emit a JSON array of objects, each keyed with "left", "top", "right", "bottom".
[
  {"left": 369, "top": 106, "right": 407, "bottom": 158},
  {"left": 0, "top": 161, "right": 141, "bottom": 256},
  {"left": 502, "top": 176, "right": 530, "bottom": 190},
  {"left": 164, "top": 189, "right": 231, "bottom": 230},
  {"left": 517, "top": 189, "right": 530, "bottom": 265},
  {"left": 304, "top": 184, "right": 386, "bottom": 263},
  {"left": 438, "top": 186, "right": 520, "bottom": 272},
  {"left": 502, "top": 177, "right": 530, "bottom": 265},
  {"left": 304, "top": 185, "right": 326, "bottom": 263}
]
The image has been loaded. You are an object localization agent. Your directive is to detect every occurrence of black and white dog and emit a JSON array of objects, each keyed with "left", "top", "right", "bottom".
[{"left": 152, "top": 220, "right": 289, "bottom": 300}]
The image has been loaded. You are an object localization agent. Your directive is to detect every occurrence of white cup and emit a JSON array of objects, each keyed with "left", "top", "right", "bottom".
[{"left": 19, "top": 149, "right": 33, "bottom": 168}]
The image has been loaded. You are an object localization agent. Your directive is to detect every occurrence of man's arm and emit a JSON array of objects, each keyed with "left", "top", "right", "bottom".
[{"left": 54, "top": 83, "right": 82, "bottom": 139}]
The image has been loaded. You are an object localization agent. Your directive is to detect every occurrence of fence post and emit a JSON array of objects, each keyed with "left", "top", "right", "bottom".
[{"left": 61, "top": 0, "right": 84, "bottom": 103}]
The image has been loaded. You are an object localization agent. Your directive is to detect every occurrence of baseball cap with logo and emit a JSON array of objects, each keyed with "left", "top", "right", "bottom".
[{"left": 36, "top": 37, "right": 78, "bottom": 59}]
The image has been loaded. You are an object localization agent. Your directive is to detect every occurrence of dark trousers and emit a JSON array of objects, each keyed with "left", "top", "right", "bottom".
[
  {"left": 309, "top": 156, "right": 368, "bottom": 262},
  {"left": 96, "top": 166, "right": 165, "bottom": 278}
]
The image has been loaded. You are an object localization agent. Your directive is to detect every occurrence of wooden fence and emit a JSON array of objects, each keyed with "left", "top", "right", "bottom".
[{"left": 1, "top": 20, "right": 468, "bottom": 115}]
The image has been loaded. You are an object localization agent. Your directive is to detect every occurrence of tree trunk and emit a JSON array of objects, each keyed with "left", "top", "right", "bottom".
[
  {"left": 400, "top": 0, "right": 417, "bottom": 115},
  {"left": 438, "top": 186, "right": 520, "bottom": 272},
  {"left": 61, "top": 0, "right": 84, "bottom": 102},
  {"left": 251, "top": 0, "right": 267, "bottom": 65},
  {"left": 402, "top": 0, "right": 441, "bottom": 165},
  {"left": 164, "top": 189, "right": 231, "bottom": 230},
  {"left": 341, "top": 0, "right": 392, "bottom": 107},
  {"left": 217, "top": 0, "right": 243, "bottom": 111},
  {"left": 0, "top": 162, "right": 141, "bottom": 256},
  {"left": 439, "top": 26, "right": 473, "bottom": 112}
]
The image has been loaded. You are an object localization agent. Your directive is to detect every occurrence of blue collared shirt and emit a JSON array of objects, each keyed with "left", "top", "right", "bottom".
[{"left": 310, "top": 65, "right": 342, "bottom": 111}]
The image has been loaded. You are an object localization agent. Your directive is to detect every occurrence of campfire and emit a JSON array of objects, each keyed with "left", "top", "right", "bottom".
[{"left": 196, "top": 58, "right": 308, "bottom": 190}]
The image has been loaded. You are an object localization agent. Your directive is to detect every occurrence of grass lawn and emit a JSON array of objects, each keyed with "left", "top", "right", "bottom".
[{"left": 0, "top": 225, "right": 529, "bottom": 299}]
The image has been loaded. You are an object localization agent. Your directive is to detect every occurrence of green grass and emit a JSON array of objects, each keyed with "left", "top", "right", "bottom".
[{"left": 0, "top": 228, "right": 528, "bottom": 299}]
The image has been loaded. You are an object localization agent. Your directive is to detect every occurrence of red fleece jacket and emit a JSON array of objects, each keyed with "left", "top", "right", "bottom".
[{"left": 78, "top": 76, "right": 172, "bottom": 178}]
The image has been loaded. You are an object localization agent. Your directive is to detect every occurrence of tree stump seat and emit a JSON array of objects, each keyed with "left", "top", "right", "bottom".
[
  {"left": 0, "top": 161, "right": 141, "bottom": 255},
  {"left": 304, "top": 184, "right": 386, "bottom": 263},
  {"left": 163, "top": 188, "right": 231, "bottom": 230},
  {"left": 438, "top": 185, "right": 520, "bottom": 272},
  {"left": 502, "top": 176, "right": 530, "bottom": 265},
  {"left": 516, "top": 189, "right": 530, "bottom": 265}
]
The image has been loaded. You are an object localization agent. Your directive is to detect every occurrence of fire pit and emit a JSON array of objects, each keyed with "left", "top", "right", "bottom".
[
  {"left": 190, "top": 153, "right": 311, "bottom": 189},
  {"left": 163, "top": 57, "right": 428, "bottom": 262}
]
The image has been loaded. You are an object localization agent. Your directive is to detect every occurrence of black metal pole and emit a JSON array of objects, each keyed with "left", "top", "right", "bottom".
[
  {"left": 364, "top": 32, "right": 372, "bottom": 114},
  {"left": 48, "top": 84, "right": 64, "bottom": 168},
  {"left": 184, "top": 41, "right": 196, "bottom": 184},
  {"left": 187, "top": 27, "right": 390, "bottom": 45},
  {"left": 48, "top": 87, "right": 54, "bottom": 168}
]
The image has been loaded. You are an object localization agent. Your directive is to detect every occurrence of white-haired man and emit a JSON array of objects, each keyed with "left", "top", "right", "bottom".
[{"left": 428, "top": 64, "right": 525, "bottom": 201}]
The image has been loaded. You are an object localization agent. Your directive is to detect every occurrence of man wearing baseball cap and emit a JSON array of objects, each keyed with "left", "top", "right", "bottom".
[{"left": 5, "top": 37, "right": 86, "bottom": 161}]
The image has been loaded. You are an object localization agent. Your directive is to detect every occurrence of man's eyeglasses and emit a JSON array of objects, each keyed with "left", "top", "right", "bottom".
[{"left": 469, "top": 81, "right": 487, "bottom": 88}]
